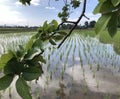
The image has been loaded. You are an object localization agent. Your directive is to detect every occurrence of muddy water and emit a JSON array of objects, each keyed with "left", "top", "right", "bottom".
[{"left": 0, "top": 33, "right": 120, "bottom": 99}]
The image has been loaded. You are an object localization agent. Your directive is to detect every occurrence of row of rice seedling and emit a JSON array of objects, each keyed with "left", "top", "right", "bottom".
[{"left": 1, "top": 31, "right": 120, "bottom": 99}]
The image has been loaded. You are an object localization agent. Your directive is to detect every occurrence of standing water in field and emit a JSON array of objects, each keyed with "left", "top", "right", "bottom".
[{"left": 0, "top": 32, "right": 120, "bottom": 99}]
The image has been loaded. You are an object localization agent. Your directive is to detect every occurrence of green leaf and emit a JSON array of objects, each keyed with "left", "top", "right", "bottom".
[
  {"left": 93, "top": 3, "right": 103, "bottom": 14},
  {"left": 108, "top": 13, "right": 118, "bottom": 37},
  {"left": 53, "top": 35, "right": 64, "bottom": 41},
  {"left": 26, "top": 54, "right": 45, "bottom": 69},
  {"left": 0, "top": 74, "right": 14, "bottom": 90},
  {"left": 38, "top": 55, "right": 46, "bottom": 64},
  {"left": 43, "top": 21, "right": 48, "bottom": 32},
  {"left": 51, "top": 20, "right": 58, "bottom": 30},
  {"left": 22, "top": 67, "right": 43, "bottom": 81},
  {"left": 0, "top": 53, "right": 13, "bottom": 71},
  {"left": 49, "top": 39, "right": 56, "bottom": 45},
  {"left": 16, "top": 45, "right": 26, "bottom": 59},
  {"left": 20, "top": 0, "right": 31, "bottom": 5},
  {"left": 100, "top": 1, "right": 115, "bottom": 14},
  {"left": 32, "top": 38, "right": 44, "bottom": 51},
  {"left": 95, "top": 14, "right": 111, "bottom": 34},
  {"left": 118, "top": 15, "right": 120, "bottom": 25},
  {"left": 4, "top": 58, "right": 24, "bottom": 75},
  {"left": 16, "top": 77, "right": 32, "bottom": 99},
  {"left": 25, "top": 38, "right": 44, "bottom": 60},
  {"left": 25, "top": 35, "right": 36, "bottom": 51},
  {"left": 24, "top": 48, "right": 41, "bottom": 60},
  {"left": 111, "top": 0, "right": 120, "bottom": 6},
  {"left": 99, "top": 0, "right": 107, "bottom": 2}
]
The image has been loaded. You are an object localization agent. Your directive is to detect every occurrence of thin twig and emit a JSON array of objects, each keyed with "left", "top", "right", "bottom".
[
  {"left": 84, "top": 14, "right": 90, "bottom": 20},
  {"left": 57, "top": 0, "right": 87, "bottom": 48}
]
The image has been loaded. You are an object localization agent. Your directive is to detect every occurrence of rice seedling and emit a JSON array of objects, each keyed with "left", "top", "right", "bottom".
[
  {"left": 36, "top": 90, "right": 41, "bottom": 99},
  {"left": 50, "top": 71, "right": 53, "bottom": 80},
  {"left": 72, "top": 53, "right": 75, "bottom": 62},
  {"left": 0, "top": 92, "right": 2, "bottom": 99},
  {"left": 63, "top": 64, "right": 66, "bottom": 71},
  {"left": 55, "top": 62, "right": 59, "bottom": 70},
  {"left": 104, "top": 94, "right": 110, "bottom": 99},
  {"left": 118, "top": 88, "right": 120, "bottom": 99},
  {"left": 9, "top": 87, "right": 12, "bottom": 99},
  {"left": 60, "top": 53, "right": 63, "bottom": 61},
  {"left": 47, "top": 62, "right": 51, "bottom": 71},
  {"left": 97, "top": 64, "right": 100, "bottom": 71},
  {"left": 45, "top": 75, "right": 49, "bottom": 85},
  {"left": 82, "top": 68, "right": 86, "bottom": 80},
  {"left": 96, "top": 79, "right": 99, "bottom": 89},
  {"left": 83, "top": 83, "right": 87, "bottom": 95},
  {"left": 92, "top": 70, "right": 96, "bottom": 78},
  {"left": 89, "top": 64, "right": 92, "bottom": 70}
]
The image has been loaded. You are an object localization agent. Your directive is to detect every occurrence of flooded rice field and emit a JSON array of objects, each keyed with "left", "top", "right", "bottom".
[{"left": 0, "top": 32, "right": 120, "bottom": 99}]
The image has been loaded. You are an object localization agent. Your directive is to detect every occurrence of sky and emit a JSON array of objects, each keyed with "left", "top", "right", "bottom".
[{"left": 0, "top": 0, "right": 100, "bottom": 26}]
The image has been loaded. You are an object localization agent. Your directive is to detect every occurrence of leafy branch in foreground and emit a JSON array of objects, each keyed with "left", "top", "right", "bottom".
[
  {"left": 0, "top": 20, "right": 67, "bottom": 99},
  {"left": 94, "top": 0, "right": 120, "bottom": 37},
  {"left": 0, "top": 0, "right": 120, "bottom": 98}
]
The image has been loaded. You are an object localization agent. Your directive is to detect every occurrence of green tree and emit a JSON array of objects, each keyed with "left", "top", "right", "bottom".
[
  {"left": 89, "top": 20, "right": 96, "bottom": 28},
  {"left": 0, "top": 0, "right": 120, "bottom": 99},
  {"left": 84, "top": 21, "right": 89, "bottom": 28}
]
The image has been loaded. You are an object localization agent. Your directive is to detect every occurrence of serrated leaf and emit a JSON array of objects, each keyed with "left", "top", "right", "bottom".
[
  {"left": 22, "top": 67, "right": 43, "bottom": 81},
  {"left": 93, "top": 3, "right": 103, "bottom": 14},
  {"left": 111, "top": 0, "right": 120, "bottom": 6},
  {"left": 49, "top": 39, "right": 56, "bottom": 45},
  {"left": 16, "top": 77, "right": 32, "bottom": 99},
  {"left": 95, "top": 14, "right": 111, "bottom": 34},
  {"left": 108, "top": 14, "right": 118, "bottom": 37},
  {"left": 0, "top": 53, "right": 13, "bottom": 71},
  {"left": 0, "top": 74, "right": 14, "bottom": 90}
]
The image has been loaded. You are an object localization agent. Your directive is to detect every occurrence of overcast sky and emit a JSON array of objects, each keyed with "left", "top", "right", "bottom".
[{"left": 0, "top": 0, "right": 100, "bottom": 26}]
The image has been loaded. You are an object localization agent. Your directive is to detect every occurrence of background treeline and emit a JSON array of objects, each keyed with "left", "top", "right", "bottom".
[{"left": 60, "top": 20, "right": 96, "bottom": 29}]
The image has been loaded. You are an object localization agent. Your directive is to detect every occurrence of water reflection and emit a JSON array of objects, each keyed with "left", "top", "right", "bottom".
[{"left": 0, "top": 33, "right": 120, "bottom": 99}]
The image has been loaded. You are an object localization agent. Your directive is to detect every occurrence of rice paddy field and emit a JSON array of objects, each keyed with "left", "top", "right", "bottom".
[{"left": 0, "top": 29, "right": 120, "bottom": 99}]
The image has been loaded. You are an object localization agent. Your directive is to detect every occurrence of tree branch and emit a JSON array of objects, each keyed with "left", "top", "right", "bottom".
[{"left": 57, "top": 0, "right": 87, "bottom": 48}]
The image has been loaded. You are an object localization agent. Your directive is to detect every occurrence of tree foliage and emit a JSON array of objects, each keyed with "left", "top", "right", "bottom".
[
  {"left": 94, "top": 0, "right": 120, "bottom": 37},
  {"left": 0, "top": 0, "right": 120, "bottom": 99}
]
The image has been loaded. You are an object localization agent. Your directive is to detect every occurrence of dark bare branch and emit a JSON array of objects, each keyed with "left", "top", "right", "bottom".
[{"left": 57, "top": 0, "right": 87, "bottom": 48}]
